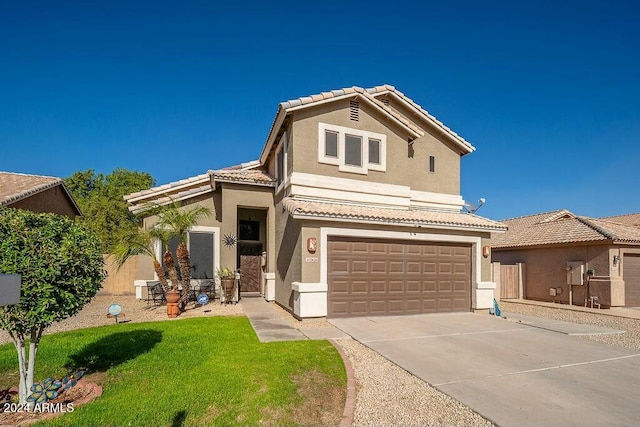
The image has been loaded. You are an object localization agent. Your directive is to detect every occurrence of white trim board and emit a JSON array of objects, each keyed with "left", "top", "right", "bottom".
[{"left": 289, "top": 172, "right": 464, "bottom": 210}]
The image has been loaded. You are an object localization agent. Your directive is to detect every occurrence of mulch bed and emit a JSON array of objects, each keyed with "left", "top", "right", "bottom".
[{"left": 0, "top": 380, "right": 102, "bottom": 426}]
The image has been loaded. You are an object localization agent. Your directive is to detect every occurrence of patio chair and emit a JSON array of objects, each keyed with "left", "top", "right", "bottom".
[
  {"left": 150, "top": 283, "right": 166, "bottom": 306},
  {"left": 198, "top": 280, "right": 215, "bottom": 302}
]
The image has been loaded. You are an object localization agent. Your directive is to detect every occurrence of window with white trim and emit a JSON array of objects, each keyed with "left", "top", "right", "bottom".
[
  {"left": 318, "top": 123, "right": 386, "bottom": 174},
  {"left": 157, "top": 228, "right": 218, "bottom": 280},
  {"left": 276, "top": 132, "right": 288, "bottom": 190}
]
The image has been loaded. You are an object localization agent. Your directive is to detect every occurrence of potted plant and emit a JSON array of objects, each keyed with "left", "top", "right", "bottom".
[{"left": 217, "top": 267, "right": 236, "bottom": 303}]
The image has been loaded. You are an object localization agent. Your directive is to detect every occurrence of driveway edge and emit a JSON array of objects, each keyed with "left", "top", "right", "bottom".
[{"left": 330, "top": 338, "right": 357, "bottom": 427}]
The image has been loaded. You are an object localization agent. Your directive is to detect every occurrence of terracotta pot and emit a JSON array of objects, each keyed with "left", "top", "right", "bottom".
[
  {"left": 166, "top": 289, "right": 180, "bottom": 318},
  {"left": 220, "top": 279, "right": 235, "bottom": 290}
]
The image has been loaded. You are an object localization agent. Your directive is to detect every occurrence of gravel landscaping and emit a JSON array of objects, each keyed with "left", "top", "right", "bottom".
[
  {"left": 336, "top": 338, "right": 493, "bottom": 427},
  {"left": 499, "top": 301, "right": 640, "bottom": 350}
]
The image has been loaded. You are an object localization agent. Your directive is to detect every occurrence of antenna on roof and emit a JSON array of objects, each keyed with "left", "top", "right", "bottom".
[{"left": 464, "top": 198, "right": 486, "bottom": 214}]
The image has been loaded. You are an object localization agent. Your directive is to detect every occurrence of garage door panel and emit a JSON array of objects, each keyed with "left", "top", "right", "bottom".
[
  {"left": 407, "top": 281, "right": 421, "bottom": 293},
  {"left": 351, "top": 281, "right": 369, "bottom": 294},
  {"left": 423, "top": 280, "right": 437, "bottom": 292},
  {"left": 439, "top": 263, "right": 453, "bottom": 274},
  {"left": 423, "top": 262, "right": 437, "bottom": 274},
  {"left": 388, "top": 300, "right": 405, "bottom": 313},
  {"left": 407, "top": 261, "right": 421, "bottom": 274},
  {"left": 422, "top": 299, "right": 437, "bottom": 312},
  {"left": 624, "top": 255, "right": 640, "bottom": 307},
  {"left": 389, "top": 280, "right": 404, "bottom": 293},
  {"left": 328, "top": 237, "right": 471, "bottom": 318},
  {"left": 389, "top": 261, "right": 403, "bottom": 273},
  {"left": 370, "top": 243, "right": 387, "bottom": 254},
  {"left": 371, "top": 261, "right": 387, "bottom": 273},
  {"left": 352, "top": 242, "right": 369, "bottom": 253},
  {"left": 350, "top": 301, "right": 369, "bottom": 315},
  {"left": 453, "top": 280, "right": 468, "bottom": 292},
  {"left": 439, "top": 280, "right": 452, "bottom": 292},
  {"left": 389, "top": 244, "right": 404, "bottom": 254},
  {"left": 330, "top": 259, "right": 349, "bottom": 274},
  {"left": 454, "top": 262, "right": 469, "bottom": 274},
  {"left": 352, "top": 260, "right": 369, "bottom": 273},
  {"left": 422, "top": 245, "right": 438, "bottom": 256},
  {"left": 331, "top": 280, "right": 349, "bottom": 295}
]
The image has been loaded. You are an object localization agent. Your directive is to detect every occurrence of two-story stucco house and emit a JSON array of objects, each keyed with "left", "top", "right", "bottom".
[{"left": 125, "top": 85, "right": 506, "bottom": 318}]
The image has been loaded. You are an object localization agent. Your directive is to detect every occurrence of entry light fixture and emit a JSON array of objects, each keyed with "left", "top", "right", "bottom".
[{"left": 613, "top": 255, "right": 621, "bottom": 267}]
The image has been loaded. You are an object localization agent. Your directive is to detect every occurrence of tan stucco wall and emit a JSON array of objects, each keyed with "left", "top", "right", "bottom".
[
  {"left": 221, "top": 183, "right": 275, "bottom": 272},
  {"left": 9, "top": 186, "right": 79, "bottom": 218},
  {"left": 274, "top": 199, "right": 301, "bottom": 310},
  {"left": 141, "top": 184, "right": 276, "bottom": 278},
  {"left": 492, "top": 244, "right": 619, "bottom": 306},
  {"left": 289, "top": 100, "right": 461, "bottom": 194}
]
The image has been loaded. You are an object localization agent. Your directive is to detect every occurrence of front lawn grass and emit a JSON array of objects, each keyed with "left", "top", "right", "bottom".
[{"left": 0, "top": 317, "right": 346, "bottom": 426}]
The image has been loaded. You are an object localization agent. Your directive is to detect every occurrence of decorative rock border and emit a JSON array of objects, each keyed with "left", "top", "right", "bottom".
[{"left": 329, "top": 338, "right": 357, "bottom": 427}]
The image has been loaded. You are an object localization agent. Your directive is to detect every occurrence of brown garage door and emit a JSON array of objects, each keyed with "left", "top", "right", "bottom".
[
  {"left": 624, "top": 254, "right": 640, "bottom": 307},
  {"left": 327, "top": 237, "right": 471, "bottom": 318}
]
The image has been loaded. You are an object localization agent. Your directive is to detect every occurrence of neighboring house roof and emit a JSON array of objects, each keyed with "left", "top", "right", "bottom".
[
  {"left": 260, "top": 84, "right": 475, "bottom": 164},
  {"left": 0, "top": 171, "right": 81, "bottom": 214},
  {"left": 492, "top": 209, "right": 640, "bottom": 249},
  {"left": 283, "top": 197, "right": 506, "bottom": 232},
  {"left": 601, "top": 213, "right": 640, "bottom": 227},
  {"left": 124, "top": 168, "right": 275, "bottom": 214}
]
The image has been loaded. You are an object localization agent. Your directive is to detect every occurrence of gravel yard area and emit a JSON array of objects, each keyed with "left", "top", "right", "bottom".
[
  {"left": 336, "top": 338, "right": 493, "bottom": 427},
  {"left": 499, "top": 301, "right": 640, "bottom": 350},
  {"left": 0, "top": 294, "right": 242, "bottom": 345}
]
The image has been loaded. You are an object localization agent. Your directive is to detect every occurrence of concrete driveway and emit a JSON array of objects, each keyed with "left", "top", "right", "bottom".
[{"left": 330, "top": 313, "right": 640, "bottom": 427}]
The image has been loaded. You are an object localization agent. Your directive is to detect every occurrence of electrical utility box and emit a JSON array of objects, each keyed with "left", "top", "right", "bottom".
[{"left": 567, "top": 261, "right": 585, "bottom": 286}]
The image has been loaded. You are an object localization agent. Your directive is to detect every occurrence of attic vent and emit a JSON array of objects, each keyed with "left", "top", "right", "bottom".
[
  {"left": 349, "top": 100, "right": 359, "bottom": 121},
  {"left": 381, "top": 98, "right": 390, "bottom": 107}
]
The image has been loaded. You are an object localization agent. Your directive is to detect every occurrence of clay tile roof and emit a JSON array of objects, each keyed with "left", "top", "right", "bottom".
[
  {"left": 600, "top": 213, "right": 640, "bottom": 227},
  {"left": 282, "top": 197, "right": 506, "bottom": 231},
  {"left": 0, "top": 171, "right": 64, "bottom": 206},
  {"left": 124, "top": 167, "right": 275, "bottom": 214},
  {"left": 212, "top": 169, "right": 275, "bottom": 185},
  {"left": 277, "top": 85, "right": 424, "bottom": 138},
  {"left": 492, "top": 210, "right": 640, "bottom": 249}
]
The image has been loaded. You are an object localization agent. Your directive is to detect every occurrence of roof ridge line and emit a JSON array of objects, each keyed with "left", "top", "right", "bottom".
[
  {"left": 575, "top": 216, "right": 616, "bottom": 240},
  {"left": 501, "top": 208, "right": 571, "bottom": 222}
]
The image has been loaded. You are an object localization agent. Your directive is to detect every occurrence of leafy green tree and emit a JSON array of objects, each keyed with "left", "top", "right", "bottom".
[
  {"left": 65, "top": 168, "right": 155, "bottom": 252},
  {"left": 0, "top": 208, "right": 106, "bottom": 405}
]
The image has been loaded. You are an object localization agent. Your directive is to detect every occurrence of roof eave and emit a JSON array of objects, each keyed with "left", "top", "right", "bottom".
[
  {"left": 379, "top": 91, "right": 476, "bottom": 155},
  {"left": 289, "top": 211, "right": 506, "bottom": 233}
]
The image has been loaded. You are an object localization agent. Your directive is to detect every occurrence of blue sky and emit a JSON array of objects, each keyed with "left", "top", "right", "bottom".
[{"left": 1, "top": 0, "right": 638, "bottom": 220}]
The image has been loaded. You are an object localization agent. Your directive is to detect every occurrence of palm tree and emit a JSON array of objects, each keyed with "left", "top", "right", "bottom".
[
  {"left": 112, "top": 228, "right": 171, "bottom": 293},
  {"left": 157, "top": 202, "right": 211, "bottom": 310}
]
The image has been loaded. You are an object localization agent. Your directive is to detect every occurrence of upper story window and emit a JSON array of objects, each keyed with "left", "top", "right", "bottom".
[
  {"left": 318, "top": 123, "right": 386, "bottom": 174},
  {"left": 429, "top": 155, "right": 436, "bottom": 173},
  {"left": 276, "top": 132, "right": 288, "bottom": 190},
  {"left": 324, "top": 130, "right": 338, "bottom": 158}
]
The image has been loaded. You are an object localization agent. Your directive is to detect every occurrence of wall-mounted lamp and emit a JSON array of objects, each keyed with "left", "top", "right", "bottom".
[
  {"left": 307, "top": 237, "right": 317, "bottom": 254},
  {"left": 613, "top": 255, "right": 621, "bottom": 267},
  {"left": 482, "top": 245, "right": 490, "bottom": 258}
]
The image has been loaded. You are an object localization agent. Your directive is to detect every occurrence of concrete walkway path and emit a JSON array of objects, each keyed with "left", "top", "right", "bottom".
[
  {"left": 502, "top": 312, "right": 625, "bottom": 335},
  {"left": 241, "top": 297, "right": 307, "bottom": 342},
  {"left": 241, "top": 297, "right": 348, "bottom": 342}
]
